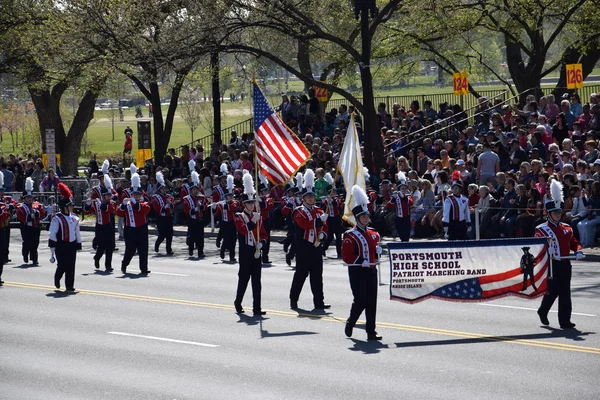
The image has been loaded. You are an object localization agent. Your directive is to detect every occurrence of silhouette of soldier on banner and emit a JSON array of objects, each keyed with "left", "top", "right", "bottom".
[{"left": 520, "top": 247, "right": 538, "bottom": 292}]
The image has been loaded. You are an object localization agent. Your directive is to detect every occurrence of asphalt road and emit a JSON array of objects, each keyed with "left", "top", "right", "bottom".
[{"left": 1, "top": 231, "right": 599, "bottom": 400}]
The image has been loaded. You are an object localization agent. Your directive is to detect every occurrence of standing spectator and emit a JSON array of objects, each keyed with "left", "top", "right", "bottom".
[
  {"left": 124, "top": 125, "right": 133, "bottom": 136},
  {"left": 123, "top": 131, "right": 133, "bottom": 159},
  {"left": 560, "top": 100, "right": 575, "bottom": 130},
  {"left": 577, "top": 181, "right": 600, "bottom": 248},
  {"left": 8, "top": 155, "right": 24, "bottom": 192},
  {"left": 476, "top": 142, "right": 500, "bottom": 184},
  {"left": 0, "top": 164, "right": 14, "bottom": 191}
]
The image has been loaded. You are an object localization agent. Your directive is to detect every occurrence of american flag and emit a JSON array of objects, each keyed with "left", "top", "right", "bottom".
[
  {"left": 253, "top": 83, "right": 309, "bottom": 185},
  {"left": 431, "top": 250, "right": 549, "bottom": 301}
]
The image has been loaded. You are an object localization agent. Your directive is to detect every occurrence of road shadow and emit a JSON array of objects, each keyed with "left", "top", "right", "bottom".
[
  {"left": 13, "top": 263, "right": 41, "bottom": 269},
  {"left": 259, "top": 319, "right": 318, "bottom": 339},
  {"left": 117, "top": 272, "right": 150, "bottom": 279},
  {"left": 152, "top": 253, "right": 175, "bottom": 259},
  {"left": 236, "top": 313, "right": 263, "bottom": 326},
  {"left": 81, "top": 270, "right": 113, "bottom": 276},
  {"left": 46, "top": 290, "right": 78, "bottom": 298},
  {"left": 348, "top": 338, "right": 389, "bottom": 354},
  {"left": 393, "top": 329, "right": 595, "bottom": 349}
]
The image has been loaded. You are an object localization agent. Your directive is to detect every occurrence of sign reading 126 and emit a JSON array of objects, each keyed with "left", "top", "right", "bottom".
[
  {"left": 453, "top": 72, "right": 469, "bottom": 96},
  {"left": 566, "top": 64, "right": 583, "bottom": 89}
]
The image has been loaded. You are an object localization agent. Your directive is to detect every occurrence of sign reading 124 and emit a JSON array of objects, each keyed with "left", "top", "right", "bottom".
[
  {"left": 566, "top": 64, "right": 583, "bottom": 89},
  {"left": 453, "top": 72, "right": 469, "bottom": 96}
]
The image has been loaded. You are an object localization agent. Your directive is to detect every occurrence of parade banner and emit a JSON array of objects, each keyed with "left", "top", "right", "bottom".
[{"left": 389, "top": 238, "right": 549, "bottom": 303}]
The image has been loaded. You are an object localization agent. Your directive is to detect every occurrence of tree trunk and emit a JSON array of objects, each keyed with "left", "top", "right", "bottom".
[
  {"left": 297, "top": 37, "right": 312, "bottom": 93},
  {"left": 63, "top": 89, "right": 99, "bottom": 175},
  {"left": 504, "top": 39, "right": 543, "bottom": 105},
  {"left": 28, "top": 85, "right": 67, "bottom": 169},
  {"left": 211, "top": 51, "right": 222, "bottom": 144}
]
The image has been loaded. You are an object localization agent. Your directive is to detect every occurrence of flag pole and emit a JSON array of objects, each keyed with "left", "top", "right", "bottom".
[{"left": 252, "top": 84, "right": 261, "bottom": 258}]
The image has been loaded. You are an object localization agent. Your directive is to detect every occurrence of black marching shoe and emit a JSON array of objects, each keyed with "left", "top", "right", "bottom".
[
  {"left": 94, "top": 258, "right": 100, "bottom": 269},
  {"left": 290, "top": 301, "right": 298, "bottom": 310},
  {"left": 166, "top": 250, "right": 174, "bottom": 256},
  {"left": 54, "top": 278, "right": 60, "bottom": 289},
  {"left": 314, "top": 304, "right": 331, "bottom": 310},
  {"left": 367, "top": 332, "right": 382, "bottom": 341},
  {"left": 0, "top": 280, "right": 4, "bottom": 286},
  {"left": 560, "top": 322, "right": 576, "bottom": 329},
  {"left": 262, "top": 259, "right": 272, "bottom": 264},
  {"left": 234, "top": 301, "right": 244, "bottom": 314},
  {"left": 106, "top": 267, "right": 114, "bottom": 272},
  {"left": 198, "top": 253, "right": 205, "bottom": 259},
  {"left": 154, "top": 243, "right": 159, "bottom": 253},
  {"left": 344, "top": 321, "right": 354, "bottom": 338},
  {"left": 121, "top": 265, "right": 127, "bottom": 274},
  {"left": 24, "top": 255, "right": 28, "bottom": 264},
  {"left": 253, "top": 310, "right": 267, "bottom": 316},
  {"left": 537, "top": 310, "right": 550, "bottom": 326},
  {"left": 140, "top": 270, "right": 151, "bottom": 275},
  {"left": 220, "top": 248, "right": 225, "bottom": 260},
  {"left": 65, "top": 288, "right": 76, "bottom": 292},
  {"left": 188, "top": 248, "right": 194, "bottom": 257},
  {"left": 285, "top": 253, "right": 292, "bottom": 266},
  {"left": 32, "top": 261, "right": 38, "bottom": 266},
  {"left": 230, "top": 256, "right": 236, "bottom": 263}
]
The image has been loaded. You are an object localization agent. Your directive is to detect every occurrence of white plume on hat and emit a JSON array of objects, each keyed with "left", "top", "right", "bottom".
[
  {"left": 102, "top": 159, "right": 110, "bottom": 175},
  {"left": 243, "top": 172, "right": 255, "bottom": 198},
  {"left": 363, "top": 167, "right": 370, "bottom": 181},
  {"left": 188, "top": 159, "right": 196, "bottom": 173},
  {"left": 550, "top": 179, "right": 563, "bottom": 210},
  {"left": 397, "top": 171, "right": 408, "bottom": 186},
  {"left": 324, "top": 172, "right": 334, "bottom": 186},
  {"left": 259, "top": 172, "right": 268, "bottom": 188},
  {"left": 104, "top": 174, "right": 113, "bottom": 191},
  {"left": 242, "top": 169, "right": 249, "bottom": 176},
  {"left": 25, "top": 177, "right": 34, "bottom": 193},
  {"left": 227, "top": 175, "right": 234, "bottom": 191},
  {"left": 352, "top": 184, "right": 369, "bottom": 208},
  {"left": 130, "top": 163, "right": 138, "bottom": 175},
  {"left": 191, "top": 170, "right": 200, "bottom": 187},
  {"left": 131, "top": 172, "right": 140, "bottom": 191},
  {"left": 156, "top": 171, "right": 165, "bottom": 187},
  {"left": 220, "top": 163, "right": 228, "bottom": 176},
  {"left": 303, "top": 169, "right": 315, "bottom": 190},
  {"left": 295, "top": 172, "right": 303, "bottom": 190},
  {"left": 0, "top": 171, "right": 4, "bottom": 188}
]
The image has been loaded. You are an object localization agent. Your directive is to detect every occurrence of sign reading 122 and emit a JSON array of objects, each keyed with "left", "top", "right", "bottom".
[{"left": 453, "top": 72, "right": 469, "bottom": 96}]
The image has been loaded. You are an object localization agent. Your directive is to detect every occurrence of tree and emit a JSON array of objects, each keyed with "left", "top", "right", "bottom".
[
  {"left": 179, "top": 83, "right": 208, "bottom": 143},
  {"left": 218, "top": 0, "right": 404, "bottom": 170}
]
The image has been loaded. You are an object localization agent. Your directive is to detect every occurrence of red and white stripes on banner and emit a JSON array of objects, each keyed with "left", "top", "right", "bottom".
[{"left": 255, "top": 115, "right": 309, "bottom": 185}]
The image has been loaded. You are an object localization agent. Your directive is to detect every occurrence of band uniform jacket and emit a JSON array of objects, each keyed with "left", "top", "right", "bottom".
[
  {"left": 16, "top": 202, "right": 46, "bottom": 227},
  {"left": 442, "top": 194, "right": 471, "bottom": 224},
  {"left": 258, "top": 197, "right": 275, "bottom": 221},
  {"left": 367, "top": 190, "right": 378, "bottom": 213},
  {"left": 386, "top": 193, "right": 414, "bottom": 218},
  {"left": 212, "top": 201, "right": 238, "bottom": 222},
  {"left": 534, "top": 221, "right": 582, "bottom": 259},
  {"left": 234, "top": 210, "right": 268, "bottom": 247},
  {"left": 151, "top": 193, "right": 175, "bottom": 217},
  {"left": 91, "top": 185, "right": 118, "bottom": 200},
  {"left": 320, "top": 196, "right": 343, "bottom": 218},
  {"left": 293, "top": 204, "right": 329, "bottom": 244},
  {"left": 212, "top": 185, "right": 227, "bottom": 203},
  {"left": 116, "top": 200, "right": 151, "bottom": 227},
  {"left": 49, "top": 213, "right": 82, "bottom": 245},
  {"left": 83, "top": 199, "right": 116, "bottom": 225},
  {"left": 183, "top": 194, "right": 206, "bottom": 220},
  {"left": 342, "top": 226, "right": 381, "bottom": 266}
]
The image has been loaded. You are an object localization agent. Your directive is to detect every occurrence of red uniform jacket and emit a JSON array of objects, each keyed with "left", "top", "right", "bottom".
[
  {"left": 367, "top": 190, "right": 378, "bottom": 213},
  {"left": 342, "top": 226, "right": 381, "bottom": 266},
  {"left": 212, "top": 201, "right": 238, "bottom": 222},
  {"left": 116, "top": 201, "right": 150, "bottom": 227},
  {"left": 258, "top": 197, "right": 275, "bottom": 220},
  {"left": 183, "top": 194, "right": 206, "bottom": 220},
  {"left": 293, "top": 203, "right": 329, "bottom": 244},
  {"left": 281, "top": 196, "right": 301, "bottom": 217},
  {"left": 151, "top": 193, "right": 175, "bottom": 217},
  {"left": 386, "top": 193, "right": 414, "bottom": 218},
  {"left": 83, "top": 199, "right": 116, "bottom": 225},
  {"left": 212, "top": 185, "right": 226, "bottom": 203},
  {"left": 535, "top": 221, "right": 582, "bottom": 258},
  {"left": 119, "top": 188, "right": 132, "bottom": 203},
  {"left": 0, "top": 205, "right": 11, "bottom": 227},
  {"left": 234, "top": 210, "right": 268, "bottom": 246},
  {"left": 321, "top": 196, "right": 343, "bottom": 218},
  {"left": 16, "top": 202, "right": 46, "bottom": 227},
  {"left": 91, "top": 185, "right": 118, "bottom": 200}
]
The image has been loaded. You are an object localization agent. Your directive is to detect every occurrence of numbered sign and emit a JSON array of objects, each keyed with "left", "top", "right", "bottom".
[
  {"left": 453, "top": 72, "right": 469, "bottom": 96},
  {"left": 566, "top": 64, "right": 583, "bottom": 89},
  {"left": 313, "top": 86, "right": 328, "bottom": 102}
]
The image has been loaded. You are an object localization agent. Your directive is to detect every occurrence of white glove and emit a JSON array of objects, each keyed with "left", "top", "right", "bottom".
[
  {"left": 320, "top": 213, "right": 328, "bottom": 222},
  {"left": 444, "top": 227, "right": 449, "bottom": 239},
  {"left": 398, "top": 191, "right": 405, "bottom": 198},
  {"left": 319, "top": 232, "right": 326, "bottom": 240},
  {"left": 361, "top": 260, "right": 371, "bottom": 268},
  {"left": 211, "top": 202, "right": 217, "bottom": 209},
  {"left": 256, "top": 242, "right": 263, "bottom": 250},
  {"left": 130, "top": 197, "right": 137, "bottom": 204},
  {"left": 467, "top": 226, "right": 472, "bottom": 233},
  {"left": 375, "top": 245, "right": 383, "bottom": 255},
  {"left": 49, "top": 247, "right": 56, "bottom": 264},
  {"left": 575, "top": 251, "right": 584, "bottom": 260},
  {"left": 251, "top": 213, "right": 260, "bottom": 223},
  {"left": 85, "top": 200, "right": 92, "bottom": 206}
]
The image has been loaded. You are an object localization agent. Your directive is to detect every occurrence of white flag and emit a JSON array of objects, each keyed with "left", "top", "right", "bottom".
[{"left": 337, "top": 114, "right": 366, "bottom": 225}]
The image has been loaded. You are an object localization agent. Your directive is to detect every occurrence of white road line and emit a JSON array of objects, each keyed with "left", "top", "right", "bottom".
[
  {"left": 478, "top": 303, "right": 596, "bottom": 317},
  {"left": 107, "top": 332, "right": 219, "bottom": 347},
  {"left": 150, "top": 272, "right": 190, "bottom": 277}
]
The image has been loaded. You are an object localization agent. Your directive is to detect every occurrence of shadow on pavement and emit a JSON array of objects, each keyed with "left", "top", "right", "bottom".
[
  {"left": 13, "top": 263, "right": 41, "bottom": 269},
  {"left": 81, "top": 270, "right": 113, "bottom": 276},
  {"left": 117, "top": 273, "right": 150, "bottom": 279},
  {"left": 348, "top": 338, "right": 389, "bottom": 354},
  {"left": 393, "top": 329, "right": 595, "bottom": 348},
  {"left": 236, "top": 313, "right": 263, "bottom": 326},
  {"left": 46, "top": 290, "right": 78, "bottom": 298}
]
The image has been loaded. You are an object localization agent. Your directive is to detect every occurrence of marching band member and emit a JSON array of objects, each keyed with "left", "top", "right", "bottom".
[
  {"left": 49, "top": 184, "right": 82, "bottom": 291},
  {"left": 535, "top": 180, "right": 583, "bottom": 329},
  {"left": 0, "top": 171, "right": 11, "bottom": 285},
  {"left": 16, "top": 178, "right": 46, "bottom": 265},
  {"left": 212, "top": 175, "right": 237, "bottom": 262},
  {"left": 233, "top": 172, "right": 268, "bottom": 316},
  {"left": 386, "top": 172, "right": 414, "bottom": 242},
  {"left": 152, "top": 171, "right": 175, "bottom": 255},
  {"left": 289, "top": 169, "right": 330, "bottom": 311},
  {"left": 442, "top": 180, "right": 470, "bottom": 240},
  {"left": 183, "top": 170, "right": 206, "bottom": 258},
  {"left": 83, "top": 174, "right": 117, "bottom": 271},
  {"left": 0, "top": 184, "right": 17, "bottom": 264},
  {"left": 342, "top": 185, "right": 382, "bottom": 341},
  {"left": 213, "top": 163, "right": 229, "bottom": 249},
  {"left": 91, "top": 159, "right": 117, "bottom": 200},
  {"left": 257, "top": 173, "right": 274, "bottom": 264},
  {"left": 282, "top": 173, "right": 303, "bottom": 266},
  {"left": 321, "top": 172, "right": 344, "bottom": 258},
  {"left": 117, "top": 172, "right": 151, "bottom": 274}
]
